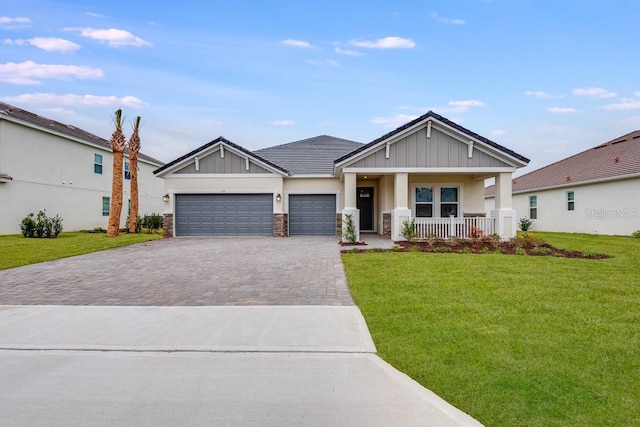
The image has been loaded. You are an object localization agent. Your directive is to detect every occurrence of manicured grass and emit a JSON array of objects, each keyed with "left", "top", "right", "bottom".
[
  {"left": 0, "top": 232, "right": 162, "bottom": 270},
  {"left": 342, "top": 232, "right": 640, "bottom": 427}
]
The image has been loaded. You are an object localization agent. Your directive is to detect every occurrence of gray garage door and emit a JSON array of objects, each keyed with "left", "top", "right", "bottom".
[
  {"left": 289, "top": 194, "right": 336, "bottom": 235},
  {"left": 175, "top": 194, "right": 273, "bottom": 236}
]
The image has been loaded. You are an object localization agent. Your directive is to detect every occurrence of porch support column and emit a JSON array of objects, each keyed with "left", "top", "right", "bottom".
[
  {"left": 491, "top": 172, "right": 517, "bottom": 239},
  {"left": 392, "top": 172, "right": 411, "bottom": 241},
  {"left": 342, "top": 172, "right": 360, "bottom": 242}
]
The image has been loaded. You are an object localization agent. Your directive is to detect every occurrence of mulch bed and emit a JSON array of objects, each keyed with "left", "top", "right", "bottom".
[{"left": 342, "top": 239, "right": 609, "bottom": 259}]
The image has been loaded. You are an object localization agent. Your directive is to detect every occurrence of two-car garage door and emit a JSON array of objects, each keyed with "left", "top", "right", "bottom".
[
  {"left": 174, "top": 193, "right": 336, "bottom": 236},
  {"left": 175, "top": 194, "right": 273, "bottom": 236}
]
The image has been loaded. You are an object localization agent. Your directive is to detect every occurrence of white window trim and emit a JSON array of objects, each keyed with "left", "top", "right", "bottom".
[
  {"left": 566, "top": 190, "right": 575, "bottom": 212},
  {"left": 410, "top": 183, "right": 464, "bottom": 218}
]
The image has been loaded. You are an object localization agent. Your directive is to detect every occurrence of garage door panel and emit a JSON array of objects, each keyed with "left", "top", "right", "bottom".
[
  {"left": 175, "top": 194, "right": 273, "bottom": 236},
  {"left": 289, "top": 194, "right": 336, "bottom": 236}
]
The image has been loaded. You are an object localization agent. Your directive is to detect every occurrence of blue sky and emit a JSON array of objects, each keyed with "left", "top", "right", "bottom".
[{"left": 1, "top": 0, "right": 639, "bottom": 174}]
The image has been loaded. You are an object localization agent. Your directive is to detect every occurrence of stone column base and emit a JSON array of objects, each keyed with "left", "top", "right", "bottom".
[
  {"left": 382, "top": 212, "right": 392, "bottom": 237},
  {"left": 392, "top": 208, "right": 412, "bottom": 241},
  {"left": 273, "top": 213, "right": 288, "bottom": 237},
  {"left": 162, "top": 213, "right": 173, "bottom": 238}
]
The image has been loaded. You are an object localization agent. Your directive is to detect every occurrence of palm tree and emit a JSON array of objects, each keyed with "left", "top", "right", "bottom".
[
  {"left": 128, "top": 116, "right": 141, "bottom": 233},
  {"left": 107, "top": 109, "right": 126, "bottom": 237}
]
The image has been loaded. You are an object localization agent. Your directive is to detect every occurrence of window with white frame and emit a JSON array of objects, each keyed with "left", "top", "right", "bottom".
[
  {"left": 529, "top": 195, "right": 537, "bottom": 219},
  {"left": 440, "top": 187, "right": 459, "bottom": 217},
  {"left": 124, "top": 161, "right": 131, "bottom": 180},
  {"left": 102, "top": 197, "right": 110, "bottom": 216},
  {"left": 415, "top": 187, "right": 434, "bottom": 217},
  {"left": 567, "top": 191, "right": 574, "bottom": 211},
  {"left": 94, "top": 153, "right": 103, "bottom": 174},
  {"left": 414, "top": 185, "right": 461, "bottom": 218}
]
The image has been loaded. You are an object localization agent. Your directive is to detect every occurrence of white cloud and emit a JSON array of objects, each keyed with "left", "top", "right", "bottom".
[
  {"left": 370, "top": 113, "right": 418, "bottom": 128},
  {"left": 68, "top": 27, "right": 151, "bottom": 47},
  {"left": 281, "top": 39, "right": 314, "bottom": 48},
  {"left": 1, "top": 93, "right": 146, "bottom": 108},
  {"left": 436, "top": 99, "right": 485, "bottom": 113},
  {"left": 572, "top": 87, "right": 617, "bottom": 98},
  {"left": 86, "top": 12, "right": 105, "bottom": 18},
  {"left": 620, "top": 116, "right": 640, "bottom": 126},
  {"left": 525, "top": 90, "right": 564, "bottom": 99},
  {"left": 270, "top": 120, "right": 295, "bottom": 126},
  {"left": 0, "top": 16, "right": 31, "bottom": 28},
  {"left": 547, "top": 107, "right": 580, "bottom": 113},
  {"left": 0, "top": 61, "right": 103, "bottom": 84},
  {"left": 430, "top": 12, "right": 466, "bottom": 25},
  {"left": 349, "top": 36, "right": 415, "bottom": 49},
  {"left": 603, "top": 99, "right": 640, "bottom": 110},
  {"left": 492, "top": 130, "right": 506, "bottom": 137},
  {"left": 335, "top": 47, "right": 363, "bottom": 56},
  {"left": 307, "top": 59, "right": 340, "bottom": 67},
  {"left": 4, "top": 37, "right": 80, "bottom": 53}
]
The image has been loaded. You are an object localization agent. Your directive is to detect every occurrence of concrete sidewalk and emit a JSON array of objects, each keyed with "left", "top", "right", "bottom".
[{"left": 0, "top": 305, "right": 483, "bottom": 426}]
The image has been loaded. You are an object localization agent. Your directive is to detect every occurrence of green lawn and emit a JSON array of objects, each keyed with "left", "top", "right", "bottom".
[
  {"left": 343, "top": 232, "right": 640, "bottom": 427},
  {"left": 0, "top": 232, "right": 162, "bottom": 270}
]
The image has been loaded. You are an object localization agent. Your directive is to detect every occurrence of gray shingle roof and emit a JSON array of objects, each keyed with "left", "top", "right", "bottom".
[
  {"left": 335, "top": 110, "right": 530, "bottom": 165},
  {"left": 255, "top": 135, "right": 363, "bottom": 175},
  {"left": 486, "top": 130, "right": 640, "bottom": 196},
  {"left": 0, "top": 102, "right": 164, "bottom": 166}
]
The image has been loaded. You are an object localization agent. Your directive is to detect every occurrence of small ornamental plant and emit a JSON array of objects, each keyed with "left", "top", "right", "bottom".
[
  {"left": 343, "top": 213, "right": 357, "bottom": 244},
  {"left": 400, "top": 217, "right": 418, "bottom": 242},
  {"left": 518, "top": 217, "right": 534, "bottom": 232},
  {"left": 20, "top": 210, "right": 63, "bottom": 238}
]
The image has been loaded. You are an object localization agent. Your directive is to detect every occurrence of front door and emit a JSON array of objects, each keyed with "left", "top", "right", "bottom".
[{"left": 357, "top": 187, "right": 374, "bottom": 231}]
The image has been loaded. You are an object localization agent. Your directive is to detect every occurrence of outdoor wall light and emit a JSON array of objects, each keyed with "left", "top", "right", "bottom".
[
  {"left": 276, "top": 193, "right": 282, "bottom": 202},
  {"left": 162, "top": 194, "right": 170, "bottom": 203}
]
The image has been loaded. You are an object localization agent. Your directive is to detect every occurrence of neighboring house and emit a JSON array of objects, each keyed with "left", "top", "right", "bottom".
[
  {"left": 0, "top": 102, "right": 165, "bottom": 235},
  {"left": 485, "top": 130, "right": 640, "bottom": 235},
  {"left": 155, "top": 111, "right": 529, "bottom": 241}
]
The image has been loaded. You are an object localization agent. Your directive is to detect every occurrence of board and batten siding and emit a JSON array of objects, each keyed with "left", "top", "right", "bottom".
[
  {"left": 174, "top": 148, "right": 271, "bottom": 174},
  {"left": 349, "top": 128, "right": 510, "bottom": 169}
]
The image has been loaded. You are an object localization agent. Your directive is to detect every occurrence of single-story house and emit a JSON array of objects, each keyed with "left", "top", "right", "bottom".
[
  {"left": 154, "top": 111, "right": 530, "bottom": 241},
  {"left": 0, "top": 102, "right": 165, "bottom": 234},
  {"left": 485, "top": 130, "right": 640, "bottom": 236}
]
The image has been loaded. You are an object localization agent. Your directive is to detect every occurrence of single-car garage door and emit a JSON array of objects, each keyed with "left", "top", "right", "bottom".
[
  {"left": 175, "top": 194, "right": 273, "bottom": 236},
  {"left": 289, "top": 194, "right": 336, "bottom": 235}
]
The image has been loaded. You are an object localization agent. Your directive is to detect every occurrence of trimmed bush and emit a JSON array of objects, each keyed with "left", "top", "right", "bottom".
[{"left": 20, "top": 210, "right": 63, "bottom": 238}]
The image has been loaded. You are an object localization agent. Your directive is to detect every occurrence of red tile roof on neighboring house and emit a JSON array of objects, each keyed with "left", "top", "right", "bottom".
[{"left": 486, "top": 130, "right": 640, "bottom": 196}]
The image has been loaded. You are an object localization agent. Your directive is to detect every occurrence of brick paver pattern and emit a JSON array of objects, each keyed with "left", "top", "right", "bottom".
[{"left": 0, "top": 237, "right": 354, "bottom": 306}]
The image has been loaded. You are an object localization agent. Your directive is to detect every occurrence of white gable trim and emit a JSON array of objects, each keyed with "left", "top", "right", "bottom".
[
  {"left": 335, "top": 116, "right": 527, "bottom": 170},
  {"left": 156, "top": 140, "right": 288, "bottom": 177}
]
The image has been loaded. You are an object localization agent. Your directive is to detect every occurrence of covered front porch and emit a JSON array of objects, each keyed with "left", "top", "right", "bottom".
[{"left": 340, "top": 171, "right": 516, "bottom": 242}]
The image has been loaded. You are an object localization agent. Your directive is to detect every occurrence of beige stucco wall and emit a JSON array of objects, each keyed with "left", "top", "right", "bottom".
[
  {"left": 163, "top": 175, "right": 285, "bottom": 213},
  {"left": 283, "top": 177, "right": 342, "bottom": 212},
  {"left": 511, "top": 178, "right": 640, "bottom": 235},
  {"left": 0, "top": 121, "right": 164, "bottom": 234}
]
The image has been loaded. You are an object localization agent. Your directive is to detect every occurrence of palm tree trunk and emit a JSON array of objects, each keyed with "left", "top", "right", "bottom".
[
  {"left": 128, "top": 116, "right": 141, "bottom": 233},
  {"left": 107, "top": 109, "right": 126, "bottom": 237}
]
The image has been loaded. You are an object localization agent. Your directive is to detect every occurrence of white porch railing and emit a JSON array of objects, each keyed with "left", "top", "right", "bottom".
[{"left": 413, "top": 216, "right": 495, "bottom": 239}]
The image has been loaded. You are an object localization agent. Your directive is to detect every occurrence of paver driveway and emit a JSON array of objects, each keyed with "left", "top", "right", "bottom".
[{"left": 0, "top": 237, "right": 353, "bottom": 306}]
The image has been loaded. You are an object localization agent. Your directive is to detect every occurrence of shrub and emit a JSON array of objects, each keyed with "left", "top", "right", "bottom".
[
  {"left": 632, "top": 230, "right": 640, "bottom": 238},
  {"left": 141, "top": 213, "right": 163, "bottom": 233},
  {"left": 518, "top": 217, "right": 534, "bottom": 232},
  {"left": 400, "top": 218, "right": 417, "bottom": 242},
  {"left": 20, "top": 210, "right": 63, "bottom": 238},
  {"left": 515, "top": 247, "right": 527, "bottom": 255},
  {"left": 343, "top": 213, "right": 357, "bottom": 244}
]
